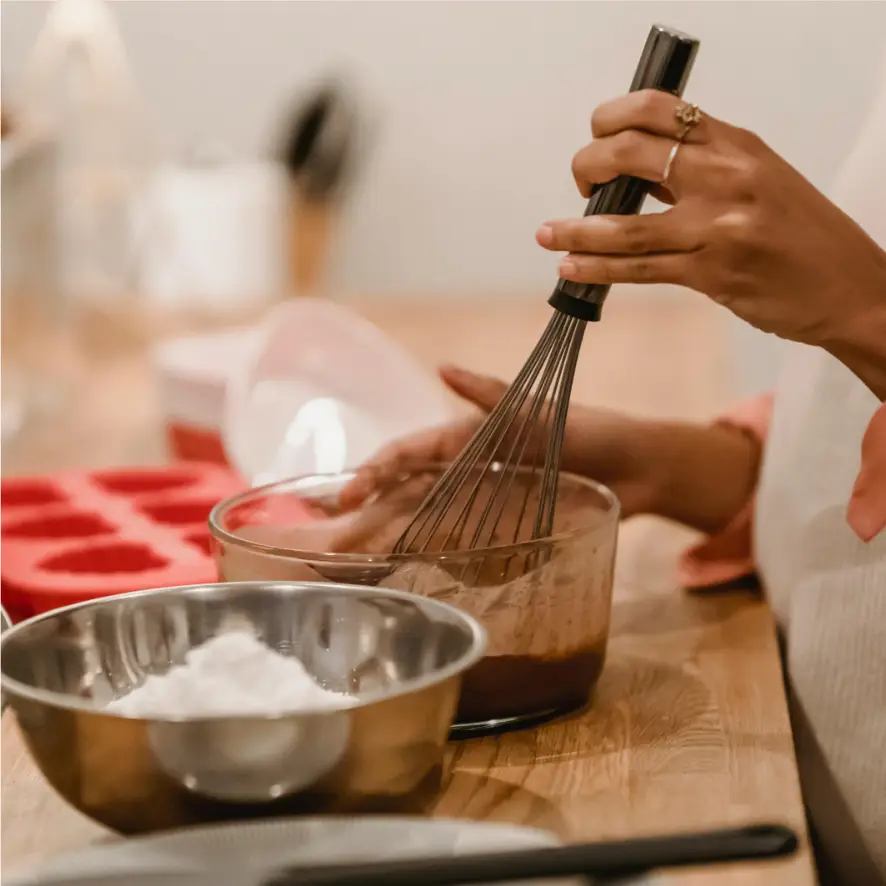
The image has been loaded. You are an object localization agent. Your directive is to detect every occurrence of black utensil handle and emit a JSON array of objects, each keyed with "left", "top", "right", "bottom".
[
  {"left": 549, "top": 23, "right": 700, "bottom": 322},
  {"left": 262, "top": 823, "right": 798, "bottom": 886}
]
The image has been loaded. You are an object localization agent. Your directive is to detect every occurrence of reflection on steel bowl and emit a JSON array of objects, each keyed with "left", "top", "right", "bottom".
[
  {"left": 209, "top": 466, "right": 620, "bottom": 734},
  {"left": 0, "top": 582, "right": 485, "bottom": 834}
]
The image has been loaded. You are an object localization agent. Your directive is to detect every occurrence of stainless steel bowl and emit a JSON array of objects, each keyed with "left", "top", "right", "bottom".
[
  {"left": 0, "top": 581, "right": 486, "bottom": 834},
  {"left": 1, "top": 604, "right": 10, "bottom": 712}
]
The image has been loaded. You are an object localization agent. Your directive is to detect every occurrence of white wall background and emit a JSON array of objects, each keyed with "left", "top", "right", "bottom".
[{"left": 3, "top": 1, "right": 886, "bottom": 392}]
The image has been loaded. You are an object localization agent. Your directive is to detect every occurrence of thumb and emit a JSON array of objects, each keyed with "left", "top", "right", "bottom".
[{"left": 439, "top": 365, "right": 508, "bottom": 413}]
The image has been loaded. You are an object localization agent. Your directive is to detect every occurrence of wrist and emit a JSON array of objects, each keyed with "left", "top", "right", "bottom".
[
  {"left": 816, "top": 239, "right": 886, "bottom": 400},
  {"left": 636, "top": 419, "right": 762, "bottom": 534},
  {"left": 823, "top": 304, "right": 886, "bottom": 402}
]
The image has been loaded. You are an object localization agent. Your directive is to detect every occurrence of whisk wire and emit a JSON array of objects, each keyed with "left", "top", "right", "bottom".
[
  {"left": 464, "top": 320, "right": 566, "bottom": 550},
  {"left": 444, "top": 323, "right": 559, "bottom": 549},
  {"left": 508, "top": 319, "right": 575, "bottom": 551},
  {"left": 395, "top": 314, "right": 563, "bottom": 553},
  {"left": 396, "top": 316, "right": 563, "bottom": 553},
  {"left": 394, "top": 312, "right": 587, "bottom": 557},
  {"left": 535, "top": 317, "right": 585, "bottom": 539}
]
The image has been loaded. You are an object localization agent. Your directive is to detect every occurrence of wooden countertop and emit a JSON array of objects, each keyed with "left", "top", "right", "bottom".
[{"left": 1, "top": 295, "right": 815, "bottom": 884}]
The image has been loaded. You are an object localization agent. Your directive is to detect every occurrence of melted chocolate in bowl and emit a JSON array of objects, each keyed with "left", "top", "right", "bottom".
[
  {"left": 210, "top": 467, "right": 619, "bottom": 733},
  {"left": 457, "top": 648, "right": 607, "bottom": 726}
]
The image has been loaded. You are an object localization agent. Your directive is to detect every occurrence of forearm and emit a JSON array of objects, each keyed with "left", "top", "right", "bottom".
[{"left": 634, "top": 419, "right": 763, "bottom": 535}]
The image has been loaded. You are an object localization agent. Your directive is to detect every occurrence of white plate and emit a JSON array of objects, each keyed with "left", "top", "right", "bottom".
[
  {"left": 7, "top": 816, "right": 667, "bottom": 886},
  {"left": 7, "top": 816, "right": 657, "bottom": 886}
]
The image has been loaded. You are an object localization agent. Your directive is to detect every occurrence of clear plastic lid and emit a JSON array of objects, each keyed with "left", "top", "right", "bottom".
[{"left": 223, "top": 298, "right": 456, "bottom": 486}]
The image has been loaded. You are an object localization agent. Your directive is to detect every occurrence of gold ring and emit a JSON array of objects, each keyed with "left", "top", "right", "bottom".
[
  {"left": 662, "top": 141, "right": 681, "bottom": 185},
  {"left": 675, "top": 102, "right": 702, "bottom": 142}
]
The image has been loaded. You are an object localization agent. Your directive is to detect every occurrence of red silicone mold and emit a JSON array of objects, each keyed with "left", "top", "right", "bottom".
[{"left": 1, "top": 464, "right": 245, "bottom": 622}]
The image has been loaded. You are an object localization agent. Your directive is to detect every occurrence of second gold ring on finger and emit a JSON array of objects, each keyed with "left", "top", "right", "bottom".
[{"left": 661, "top": 142, "right": 683, "bottom": 185}]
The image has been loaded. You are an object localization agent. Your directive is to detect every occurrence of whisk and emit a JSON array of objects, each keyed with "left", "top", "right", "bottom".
[{"left": 394, "top": 24, "right": 700, "bottom": 556}]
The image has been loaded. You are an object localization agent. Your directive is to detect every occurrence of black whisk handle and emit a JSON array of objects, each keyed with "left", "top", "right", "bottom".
[
  {"left": 628, "top": 23, "right": 699, "bottom": 96},
  {"left": 261, "top": 823, "right": 799, "bottom": 886},
  {"left": 549, "top": 24, "right": 700, "bottom": 322}
]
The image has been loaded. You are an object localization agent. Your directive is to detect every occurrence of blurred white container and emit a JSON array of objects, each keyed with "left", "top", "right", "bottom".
[
  {"left": 133, "top": 160, "right": 290, "bottom": 312},
  {"left": 153, "top": 298, "right": 456, "bottom": 483}
]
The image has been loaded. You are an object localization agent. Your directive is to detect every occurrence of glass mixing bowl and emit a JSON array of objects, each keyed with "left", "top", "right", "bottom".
[{"left": 209, "top": 466, "right": 619, "bottom": 734}]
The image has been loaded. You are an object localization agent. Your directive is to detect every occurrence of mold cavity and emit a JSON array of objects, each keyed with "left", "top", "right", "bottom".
[
  {"left": 1, "top": 481, "right": 65, "bottom": 507},
  {"left": 4, "top": 513, "right": 114, "bottom": 540},
  {"left": 40, "top": 543, "right": 169, "bottom": 575},
  {"left": 185, "top": 532, "right": 214, "bottom": 557},
  {"left": 140, "top": 500, "right": 218, "bottom": 527},
  {"left": 92, "top": 470, "right": 196, "bottom": 495}
]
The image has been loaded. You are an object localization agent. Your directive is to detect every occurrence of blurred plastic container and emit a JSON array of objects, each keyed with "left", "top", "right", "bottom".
[
  {"left": 153, "top": 327, "right": 255, "bottom": 465},
  {"left": 153, "top": 298, "right": 456, "bottom": 484}
]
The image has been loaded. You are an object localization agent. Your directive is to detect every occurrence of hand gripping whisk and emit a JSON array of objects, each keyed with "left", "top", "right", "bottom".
[{"left": 394, "top": 25, "right": 700, "bottom": 557}]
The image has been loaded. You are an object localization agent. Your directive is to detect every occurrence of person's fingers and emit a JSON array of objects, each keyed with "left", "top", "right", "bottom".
[
  {"left": 557, "top": 251, "right": 694, "bottom": 287},
  {"left": 591, "top": 90, "right": 716, "bottom": 144},
  {"left": 439, "top": 365, "right": 509, "bottom": 412},
  {"left": 570, "top": 130, "right": 681, "bottom": 197},
  {"left": 536, "top": 209, "right": 702, "bottom": 256},
  {"left": 338, "top": 419, "right": 477, "bottom": 509}
]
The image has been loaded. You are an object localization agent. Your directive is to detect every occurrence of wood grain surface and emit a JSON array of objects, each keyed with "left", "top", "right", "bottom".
[{"left": 0, "top": 295, "right": 815, "bottom": 884}]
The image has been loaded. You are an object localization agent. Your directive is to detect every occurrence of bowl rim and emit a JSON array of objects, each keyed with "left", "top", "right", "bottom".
[
  {"left": 0, "top": 605, "right": 9, "bottom": 712},
  {"left": 0, "top": 580, "right": 488, "bottom": 720},
  {"left": 208, "top": 465, "right": 621, "bottom": 564}
]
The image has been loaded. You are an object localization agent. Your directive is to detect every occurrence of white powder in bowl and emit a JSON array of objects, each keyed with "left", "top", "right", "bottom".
[{"left": 106, "top": 631, "right": 355, "bottom": 719}]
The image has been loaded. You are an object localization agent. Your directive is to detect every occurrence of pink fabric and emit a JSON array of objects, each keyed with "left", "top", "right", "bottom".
[
  {"left": 679, "top": 397, "right": 886, "bottom": 589},
  {"left": 677, "top": 395, "right": 773, "bottom": 589}
]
